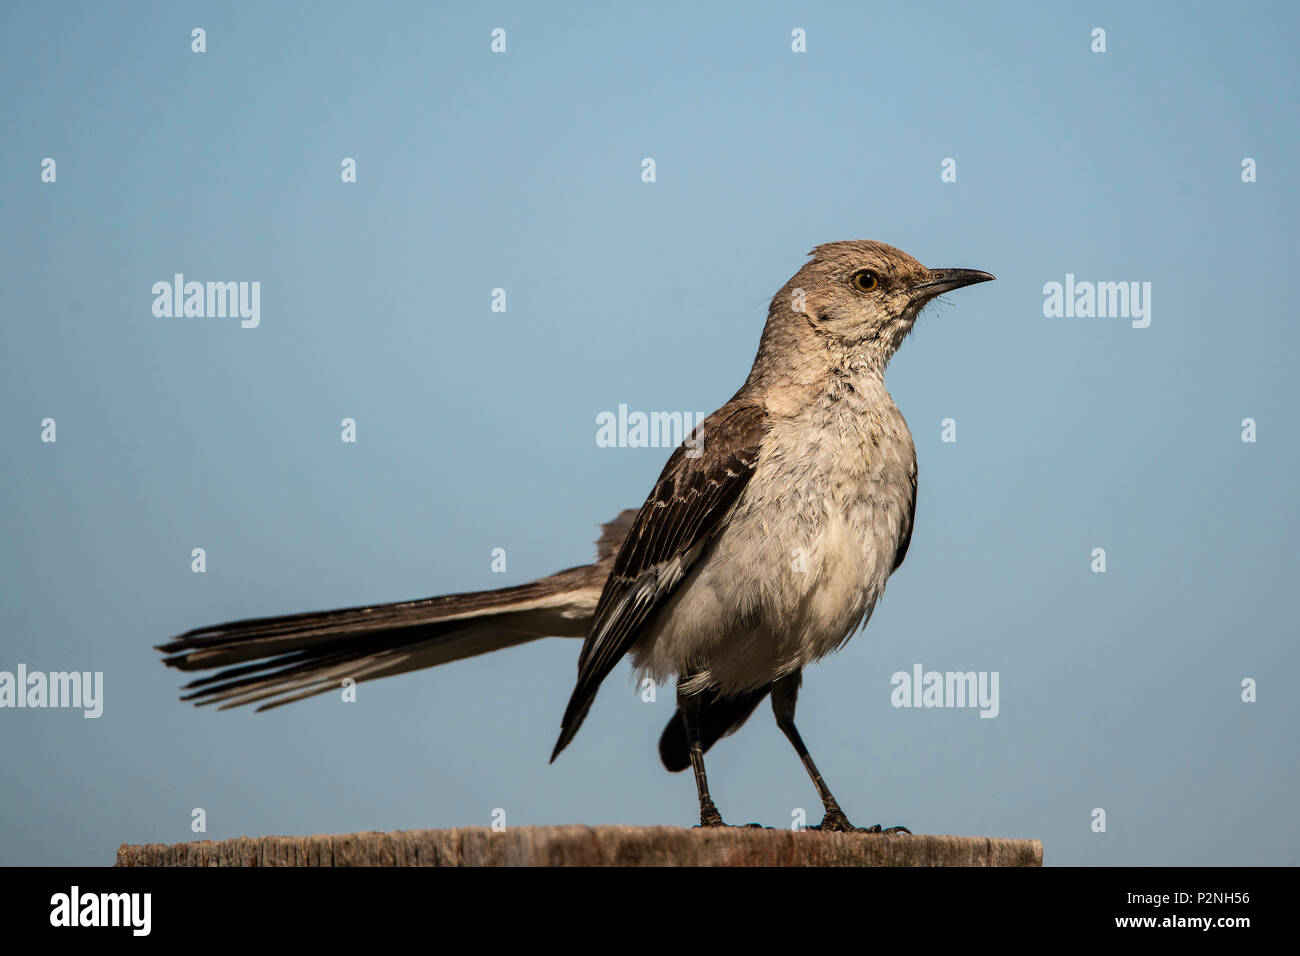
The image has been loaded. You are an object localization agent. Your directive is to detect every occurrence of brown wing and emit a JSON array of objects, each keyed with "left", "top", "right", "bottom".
[
  {"left": 550, "top": 401, "right": 768, "bottom": 760},
  {"left": 892, "top": 454, "right": 918, "bottom": 573}
]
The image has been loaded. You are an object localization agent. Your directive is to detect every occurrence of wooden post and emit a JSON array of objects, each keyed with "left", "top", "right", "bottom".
[{"left": 116, "top": 826, "right": 1042, "bottom": 866}]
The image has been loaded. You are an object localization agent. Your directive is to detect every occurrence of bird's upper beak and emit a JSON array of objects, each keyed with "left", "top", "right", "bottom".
[{"left": 910, "top": 268, "right": 996, "bottom": 298}]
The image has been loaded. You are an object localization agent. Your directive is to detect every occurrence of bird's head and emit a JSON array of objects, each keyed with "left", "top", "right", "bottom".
[{"left": 762, "top": 239, "right": 994, "bottom": 371}]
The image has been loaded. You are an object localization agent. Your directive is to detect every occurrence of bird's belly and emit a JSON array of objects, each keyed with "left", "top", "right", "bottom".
[{"left": 633, "top": 458, "right": 909, "bottom": 697}]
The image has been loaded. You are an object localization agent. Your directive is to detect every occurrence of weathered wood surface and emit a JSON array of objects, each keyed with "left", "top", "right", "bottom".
[{"left": 116, "top": 826, "right": 1042, "bottom": 867}]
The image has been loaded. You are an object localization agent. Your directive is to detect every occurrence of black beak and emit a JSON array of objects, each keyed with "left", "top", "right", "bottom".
[{"left": 910, "top": 268, "right": 996, "bottom": 298}]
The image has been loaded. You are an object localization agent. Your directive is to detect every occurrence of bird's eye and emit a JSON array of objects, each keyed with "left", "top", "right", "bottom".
[{"left": 851, "top": 270, "right": 880, "bottom": 293}]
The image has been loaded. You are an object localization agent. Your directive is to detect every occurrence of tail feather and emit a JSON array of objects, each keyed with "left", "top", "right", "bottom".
[
  {"left": 158, "top": 512, "right": 637, "bottom": 712},
  {"left": 658, "top": 686, "right": 772, "bottom": 772}
]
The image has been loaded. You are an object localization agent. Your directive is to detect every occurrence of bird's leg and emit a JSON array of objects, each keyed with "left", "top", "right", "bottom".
[
  {"left": 678, "top": 682, "right": 726, "bottom": 827},
  {"left": 771, "top": 671, "right": 910, "bottom": 834},
  {"left": 770, "top": 673, "right": 852, "bottom": 830}
]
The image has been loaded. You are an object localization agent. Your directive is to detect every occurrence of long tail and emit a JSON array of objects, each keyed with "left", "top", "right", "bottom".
[{"left": 157, "top": 511, "right": 635, "bottom": 712}]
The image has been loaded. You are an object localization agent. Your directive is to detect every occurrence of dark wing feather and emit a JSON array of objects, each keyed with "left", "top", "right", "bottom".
[
  {"left": 657, "top": 684, "right": 772, "bottom": 772},
  {"left": 891, "top": 453, "right": 919, "bottom": 573},
  {"left": 550, "top": 402, "right": 767, "bottom": 760}
]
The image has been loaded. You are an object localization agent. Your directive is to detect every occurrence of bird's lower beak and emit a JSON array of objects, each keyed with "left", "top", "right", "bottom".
[{"left": 910, "top": 268, "right": 996, "bottom": 297}]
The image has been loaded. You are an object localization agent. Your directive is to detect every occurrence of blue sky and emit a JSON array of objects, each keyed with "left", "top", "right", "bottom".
[{"left": 2, "top": 0, "right": 1297, "bottom": 866}]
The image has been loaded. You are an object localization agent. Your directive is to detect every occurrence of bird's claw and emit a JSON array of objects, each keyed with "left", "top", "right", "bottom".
[
  {"left": 695, "top": 805, "right": 769, "bottom": 829},
  {"left": 814, "top": 810, "right": 911, "bottom": 834},
  {"left": 697, "top": 803, "right": 726, "bottom": 828},
  {"left": 815, "top": 809, "right": 857, "bottom": 832}
]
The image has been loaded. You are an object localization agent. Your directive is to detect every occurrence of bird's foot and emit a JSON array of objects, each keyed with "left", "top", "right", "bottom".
[
  {"left": 697, "top": 800, "right": 726, "bottom": 828},
  {"left": 814, "top": 808, "right": 856, "bottom": 832},
  {"left": 693, "top": 800, "right": 768, "bottom": 829},
  {"left": 694, "top": 820, "right": 768, "bottom": 829},
  {"left": 812, "top": 808, "right": 911, "bottom": 834}
]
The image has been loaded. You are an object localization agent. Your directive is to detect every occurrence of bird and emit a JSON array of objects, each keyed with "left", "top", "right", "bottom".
[{"left": 157, "top": 240, "right": 994, "bottom": 830}]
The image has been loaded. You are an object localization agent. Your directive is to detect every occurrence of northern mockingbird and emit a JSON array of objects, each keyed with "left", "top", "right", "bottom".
[{"left": 158, "top": 240, "right": 994, "bottom": 830}]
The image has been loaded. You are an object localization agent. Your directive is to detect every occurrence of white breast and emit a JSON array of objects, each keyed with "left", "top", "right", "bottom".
[{"left": 632, "top": 370, "right": 917, "bottom": 698}]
